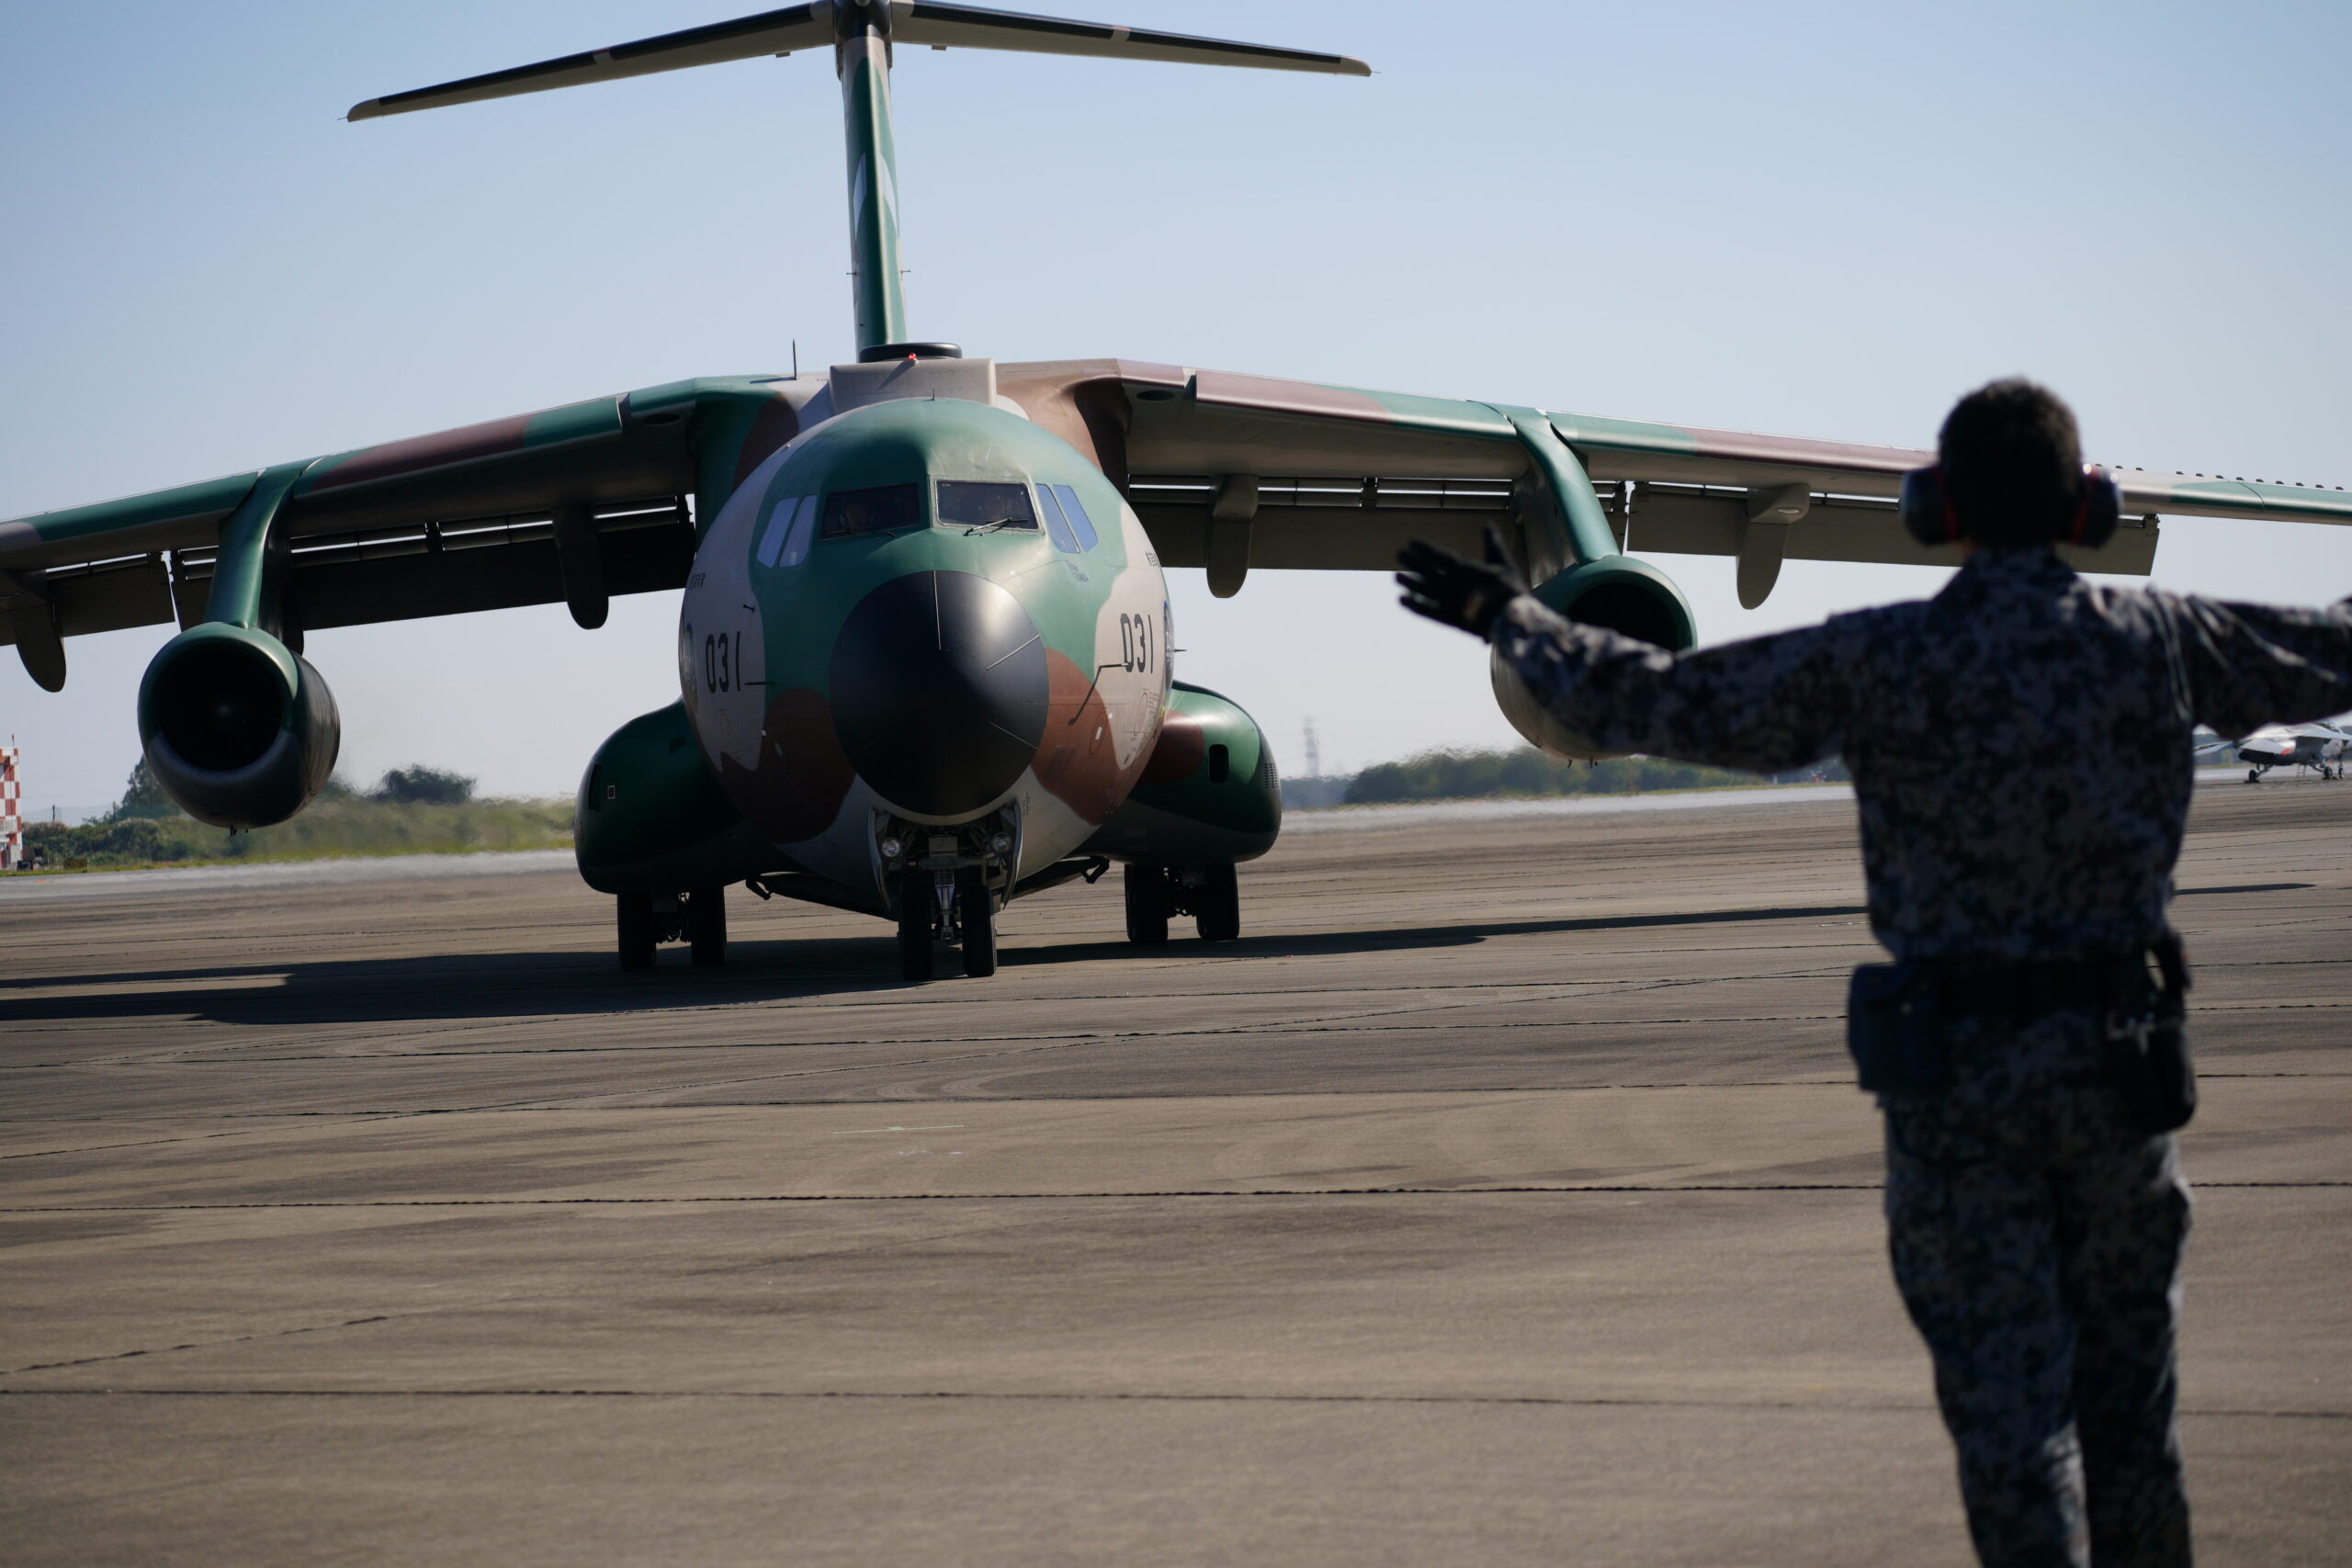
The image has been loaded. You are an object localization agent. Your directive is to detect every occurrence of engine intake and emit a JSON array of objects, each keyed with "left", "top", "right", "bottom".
[
  {"left": 1491, "top": 555, "right": 1697, "bottom": 761},
  {"left": 137, "top": 624, "right": 340, "bottom": 829}
]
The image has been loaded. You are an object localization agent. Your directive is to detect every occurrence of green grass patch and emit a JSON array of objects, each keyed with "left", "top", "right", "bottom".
[{"left": 21, "top": 798, "right": 574, "bottom": 872}]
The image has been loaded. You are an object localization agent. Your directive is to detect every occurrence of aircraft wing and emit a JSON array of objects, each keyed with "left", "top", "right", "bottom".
[
  {"left": 1000, "top": 359, "right": 2352, "bottom": 598},
  {"left": 0, "top": 376, "right": 811, "bottom": 686},
  {"left": 15, "top": 355, "right": 2351, "bottom": 682}
]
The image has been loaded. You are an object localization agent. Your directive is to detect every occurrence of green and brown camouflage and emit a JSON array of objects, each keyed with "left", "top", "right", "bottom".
[{"left": 676, "top": 385, "right": 1174, "bottom": 909}]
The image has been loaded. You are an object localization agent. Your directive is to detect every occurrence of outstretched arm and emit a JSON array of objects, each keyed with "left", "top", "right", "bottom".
[
  {"left": 1491, "top": 598, "right": 1852, "bottom": 773},
  {"left": 2171, "top": 594, "right": 2352, "bottom": 737},
  {"left": 1396, "top": 533, "right": 1853, "bottom": 774}
]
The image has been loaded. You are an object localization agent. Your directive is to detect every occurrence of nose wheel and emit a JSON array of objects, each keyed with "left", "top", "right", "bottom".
[
  {"left": 897, "top": 873, "right": 936, "bottom": 982},
  {"left": 895, "top": 869, "right": 1001, "bottom": 982},
  {"left": 957, "top": 868, "right": 997, "bottom": 977}
]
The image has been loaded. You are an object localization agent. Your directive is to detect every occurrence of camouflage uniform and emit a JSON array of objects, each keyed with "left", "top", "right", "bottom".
[{"left": 1493, "top": 546, "right": 2352, "bottom": 1567}]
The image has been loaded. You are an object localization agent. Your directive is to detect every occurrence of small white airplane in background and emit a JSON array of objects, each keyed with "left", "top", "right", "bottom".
[{"left": 2198, "top": 721, "right": 2352, "bottom": 783}]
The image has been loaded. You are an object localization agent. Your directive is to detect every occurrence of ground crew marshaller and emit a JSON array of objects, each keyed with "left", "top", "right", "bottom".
[{"left": 1396, "top": 379, "right": 2352, "bottom": 1567}]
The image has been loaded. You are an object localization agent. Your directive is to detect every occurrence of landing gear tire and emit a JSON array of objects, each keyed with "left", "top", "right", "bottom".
[
  {"left": 897, "top": 873, "right": 935, "bottom": 983},
  {"left": 957, "top": 868, "right": 997, "bottom": 978},
  {"left": 616, "top": 893, "right": 656, "bottom": 971},
  {"left": 1124, "top": 864, "right": 1170, "bottom": 945},
  {"left": 2247, "top": 769, "right": 2260, "bottom": 784},
  {"left": 1195, "top": 863, "right": 1240, "bottom": 942},
  {"left": 687, "top": 886, "right": 727, "bottom": 967}
]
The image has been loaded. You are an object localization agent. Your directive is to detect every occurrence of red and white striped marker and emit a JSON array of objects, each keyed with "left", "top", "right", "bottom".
[{"left": 0, "top": 745, "right": 21, "bottom": 870}]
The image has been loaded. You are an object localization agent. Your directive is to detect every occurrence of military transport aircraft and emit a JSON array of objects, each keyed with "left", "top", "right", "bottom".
[{"left": 6, "top": 2, "right": 2350, "bottom": 982}]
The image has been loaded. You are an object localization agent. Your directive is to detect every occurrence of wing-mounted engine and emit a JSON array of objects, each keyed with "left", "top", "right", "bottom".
[
  {"left": 136, "top": 624, "right": 340, "bottom": 829},
  {"left": 1491, "top": 553, "right": 1697, "bottom": 762}
]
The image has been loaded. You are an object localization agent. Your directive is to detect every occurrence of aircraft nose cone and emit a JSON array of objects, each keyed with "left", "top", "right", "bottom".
[{"left": 831, "top": 570, "right": 1048, "bottom": 817}]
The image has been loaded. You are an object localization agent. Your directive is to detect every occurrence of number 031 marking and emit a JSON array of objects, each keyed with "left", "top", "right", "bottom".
[{"left": 1117, "top": 612, "right": 1155, "bottom": 674}]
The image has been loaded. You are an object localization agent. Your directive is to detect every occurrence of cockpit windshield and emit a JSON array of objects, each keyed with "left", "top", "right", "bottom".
[
  {"left": 936, "top": 480, "right": 1039, "bottom": 534},
  {"left": 820, "top": 483, "right": 922, "bottom": 538}
]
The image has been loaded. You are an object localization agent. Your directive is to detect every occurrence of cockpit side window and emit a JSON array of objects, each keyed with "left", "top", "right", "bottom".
[
  {"left": 758, "top": 496, "right": 818, "bottom": 569},
  {"left": 1049, "top": 485, "right": 1101, "bottom": 551},
  {"left": 820, "top": 483, "right": 922, "bottom": 539},
  {"left": 936, "top": 481, "right": 1039, "bottom": 533},
  {"left": 1035, "top": 484, "right": 1082, "bottom": 553}
]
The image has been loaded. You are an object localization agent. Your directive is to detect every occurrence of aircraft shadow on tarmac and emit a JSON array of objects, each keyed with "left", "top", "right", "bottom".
[
  {"left": 2, "top": 886, "right": 2299, "bottom": 1029},
  {"left": 0, "top": 899, "right": 1902, "bottom": 1029}
]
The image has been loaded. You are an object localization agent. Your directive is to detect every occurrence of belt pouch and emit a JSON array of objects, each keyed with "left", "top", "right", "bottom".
[
  {"left": 1847, "top": 963, "right": 1951, "bottom": 1099},
  {"left": 2103, "top": 944, "right": 2196, "bottom": 1134}
]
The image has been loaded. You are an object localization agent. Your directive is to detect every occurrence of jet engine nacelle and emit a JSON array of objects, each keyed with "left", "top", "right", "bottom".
[
  {"left": 136, "top": 624, "right": 340, "bottom": 829},
  {"left": 1491, "top": 555, "right": 1698, "bottom": 761}
]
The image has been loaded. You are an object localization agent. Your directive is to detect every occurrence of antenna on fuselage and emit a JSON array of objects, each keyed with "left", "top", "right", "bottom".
[{"left": 347, "top": 2, "right": 1368, "bottom": 357}]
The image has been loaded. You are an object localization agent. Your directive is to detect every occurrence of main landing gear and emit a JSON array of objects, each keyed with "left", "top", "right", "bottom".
[
  {"left": 1123, "top": 863, "right": 1240, "bottom": 945},
  {"left": 616, "top": 886, "right": 727, "bottom": 970},
  {"left": 896, "top": 868, "right": 997, "bottom": 983}
]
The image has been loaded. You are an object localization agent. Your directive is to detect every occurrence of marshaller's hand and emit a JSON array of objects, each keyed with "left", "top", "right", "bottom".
[{"left": 1396, "top": 525, "right": 1529, "bottom": 638}]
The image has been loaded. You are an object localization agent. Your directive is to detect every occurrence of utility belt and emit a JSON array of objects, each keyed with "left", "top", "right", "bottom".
[{"left": 1846, "top": 936, "right": 2195, "bottom": 1134}]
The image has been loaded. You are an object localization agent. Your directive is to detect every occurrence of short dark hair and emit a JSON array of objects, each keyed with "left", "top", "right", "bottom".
[{"left": 1938, "top": 378, "right": 2084, "bottom": 546}]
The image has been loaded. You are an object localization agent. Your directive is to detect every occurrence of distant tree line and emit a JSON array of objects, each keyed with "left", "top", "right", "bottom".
[
  {"left": 1341, "top": 746, "right": 1847, "bottom": 805},
  {"left": 17, "top": 761, "right": 484, "bottom": 869}
]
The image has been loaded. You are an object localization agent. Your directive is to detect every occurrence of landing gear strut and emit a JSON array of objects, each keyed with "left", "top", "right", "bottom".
[
  {"left": 615, "top": 886, "right": 727, "bottom": 969},
  {"left": 1123, "top": 863, "right": 1241, "bottom": 944}
]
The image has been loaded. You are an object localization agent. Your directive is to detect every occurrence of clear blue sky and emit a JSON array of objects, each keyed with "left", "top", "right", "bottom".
[{"left": 5, "top": 0, "right": 2348, "bottom": 815}]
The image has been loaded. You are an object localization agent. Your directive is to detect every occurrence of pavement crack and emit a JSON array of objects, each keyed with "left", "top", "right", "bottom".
[
  {"left": 0, "top": 1387, "right": 2341, "bottom": 1420},
  {"left": 5, "top": 1313, "right": 400, "bottom": 1377}
]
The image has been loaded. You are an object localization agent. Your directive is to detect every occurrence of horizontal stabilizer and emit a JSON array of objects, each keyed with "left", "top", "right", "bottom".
[
  {"left": 349, "top": 6, "right": 832, "bottom": 120},
  {"left": 893, "top": 3, "right": 1368, "bottom": 73},
  {"left": 348, "top": 1, "right": 1364, "bottom": 120}
]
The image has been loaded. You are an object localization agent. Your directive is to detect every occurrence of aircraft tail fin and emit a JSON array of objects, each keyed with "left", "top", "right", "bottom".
[
  {"left": 350, "top": 2, "right": 1366, "bottom": 353},
  {"left": 347, "top": 1, "right": 1365, "bottom": 121}
]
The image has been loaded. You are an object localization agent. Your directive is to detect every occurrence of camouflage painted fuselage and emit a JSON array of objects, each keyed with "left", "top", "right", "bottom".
[{"left": 678, "top": 392, "right": 1170, "bottom": 907}]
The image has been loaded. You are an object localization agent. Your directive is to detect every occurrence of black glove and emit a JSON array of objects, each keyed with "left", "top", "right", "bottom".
[{"left": 1396, "top": 525, "right": 1529, "bottom": 638}]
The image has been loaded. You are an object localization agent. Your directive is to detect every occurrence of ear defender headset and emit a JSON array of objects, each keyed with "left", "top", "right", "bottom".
[{"left": 1899, "top": 463, "right": 2122, "bottom": 550}]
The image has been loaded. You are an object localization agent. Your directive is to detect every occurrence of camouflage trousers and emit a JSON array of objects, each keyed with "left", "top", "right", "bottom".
[{"left": 1883, "top": 1008, "right": 2193, "bottom": 1567}]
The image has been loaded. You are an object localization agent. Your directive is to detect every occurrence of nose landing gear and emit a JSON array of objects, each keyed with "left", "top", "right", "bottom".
[{"left": 894, "top": 867, "right": 1000, "bottom": 982}]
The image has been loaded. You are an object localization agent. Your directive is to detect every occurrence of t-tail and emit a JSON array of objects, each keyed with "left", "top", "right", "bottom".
[{"left": 349, "top": 1, "right": 1368, "bottom": 355}]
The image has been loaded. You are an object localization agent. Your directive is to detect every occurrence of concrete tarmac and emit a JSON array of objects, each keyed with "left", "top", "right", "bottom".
[{"left": 3, "top": 785, "right": 2346, "bottom": 1566}]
